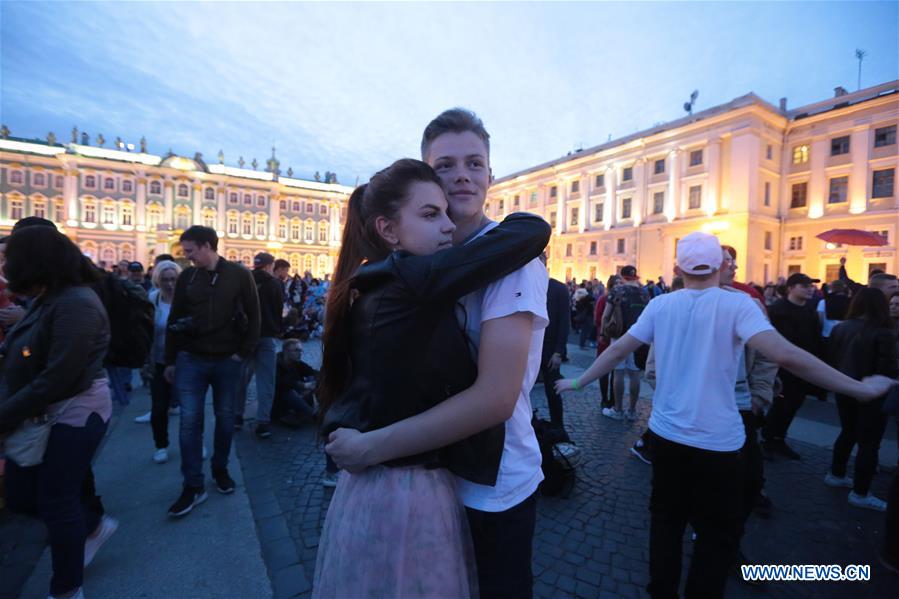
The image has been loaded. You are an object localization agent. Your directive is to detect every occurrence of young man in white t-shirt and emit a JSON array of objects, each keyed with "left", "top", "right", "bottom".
[{"left": 557, "top": 232, "right": 894, "bottom": 598}]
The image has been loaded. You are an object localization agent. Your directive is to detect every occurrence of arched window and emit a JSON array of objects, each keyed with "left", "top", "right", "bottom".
[
  {"left": 290, "top": 218, "right": 301, "bottom": 242},
  {"left": 33, "top": 172, "right": 47, "bottom": 187},
  {"left": 317, "top": 254, "right": 330, "bottom": 277},
  {"left": 229, "top": 192, "right": 238, "bottom": 204},
  {"left": 104, "top": 177, "right": 116, "bottom": 191},
  {"left": 255, "top": 213, "right": 267, "bottom": 237},
  {"left": 203, "top": 208, "right": 217, "bottom": 229},
  {"left": 83, "top": 199, "right": 97, "bottom": 224},
  {"left": 227, "top": 210, "right": 239, "bottom": 236},
  {"left": 100, "top": 244, "right": 117, "bottom": 264},
  {"left": 177, "top": 183, "right": 189, "bottom": 198},
  {"left": 149, "top": 180, "right": 162, "bottom": 195},
  {"left": 205, "top": 187, "right": 215, "bottom": 200},
  {"left": 101, "top": 202, "right": 117, "bottom": 225},
  {"left": 291, "top": 200, "right": 301, "bottom": 213},
  {"left": 256, "top": 195, "right": 266, "bottom": 208},
  {"left": 278, "top": 218, "right": 288, "bottom": 240},
  {"left": 84, "top": 174, "right": 97, "bottom": 188},
  {"left": 226, "top": 249, "right": 240, "bottom": 262},
  {"left": 318, "top": 221, "right": 329, "bottom": 243},
  {"left": 243, "top": 193, "right": 252, "bottom": 206},
  {"left": 9, "top": 170, "right": 24, "bottom": 185},
  {"left": 147, "top": 203, "right": 163, "bottom": 228},
  {"left": 81, "top": 241, "right": 98, "bottom": 260},
  {"left": 52, "top": 198, "right": 66, "bottom": 223},
  {"left": 30, "top": 195, "right": 47, "bottom": 219},
  {"left": 304, "top": 219, "right": 314, "bottom": 243},
  {"left": 120, "top": 201, "right": 135, "bottom": 226},
  {"left": 9, "top": 197, "right": 24, "bottom": 220},
  {"left": 175, "top": 205, "right": 190, "bottom": 229},
  {"left": 320, "top": 204, "right": 328, "bottom": 216},
  {"left": 289, "top": 253, "right": 301, "bottom": 273},
  {"left": 303, "top": 254, "right": 314, "bottom": 273},
  {"left": 241, "top": 212, "right": 253, "bottom": 236},
  {"left": 120, "top": 243, "right": 135, "bottom": 262},
  {"left": 122, "top": 179, "right": 133, "bottom": 193}
]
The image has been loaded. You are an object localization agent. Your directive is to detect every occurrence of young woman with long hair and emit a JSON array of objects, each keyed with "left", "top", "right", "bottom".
[
  {"left": 825, "top": 287, "right": 898, "bottom": 511},
  {"left": 313, "top": 159, "right": 550, "bottom": 598}
]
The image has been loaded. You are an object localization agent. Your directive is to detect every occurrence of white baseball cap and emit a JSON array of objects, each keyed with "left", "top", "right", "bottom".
[{"left": 676, "top": 232, "right": 721, "bottom": 275}]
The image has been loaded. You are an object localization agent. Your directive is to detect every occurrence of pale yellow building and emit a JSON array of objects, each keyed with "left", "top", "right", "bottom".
[
  {"left": 0, "top": 138, "right": 351, "bottom": 276},
  {"left": 487, "top": 80, "right": 899, "bottom": 286}
]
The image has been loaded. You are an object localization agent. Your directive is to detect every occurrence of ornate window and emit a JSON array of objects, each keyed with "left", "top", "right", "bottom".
[
  {"left": 9, "top": 170, "right": 23, "bottom": 185},
  {"left": 318, "top": 221, "right": 329, "bottom": 243},
  {"left": 229, "top": 192, "right": 238, "bottom": 204},
  {"left": 244, "top": 193, "right": 252, "bottom": 206},
  {"left": 101, "top": 202, "right": 117, "bottom": 225},
  {"left": 304, "top": 219, "right": 314, "bottom": 243},
  {"left": 306, "top": 202, "right": 314, "bottom": 213},
  {"left": 279, "top": 199, "right": 287, "bottom": 210},
  {"left": 9, "top": 198, "right": 24, "bottom": 220},
  {"left": 122, "top": 179, "right": 133, "bottom": 193},
  {"left": 317, "top": 254, "right": 330, "bottom": 276},
  {"left": 31, "top": 197, "right": 47, "bottom": 219},
  {"left": 303, "top": 254, "right": 314, "bottom": 273},
  {"left": 227, "top": 211, "right": 239, "bottom": 235},
  {"left": 203, "top": 209, "right": 217, "bottom": 229},
  {"left": 55, "top": 175, "right": 64, "bottom": 188},
  {"left": 278, "top": 218, "right": 288, "bottom": 240},
  {"left": 33, "top": 172, "right": 47, "bottom": 187},
  {"left": 688, "top": 185, "right": 702, "bottom": 210},
  {"left": 84, "top": 174, "right": 97, "bottom": 188},
  {"left": 147, "top": 203, "right": 163, "bottom": 228},
  {"left": 289, "top": 253, "right": 301, "bottom": 273},
  {"left": 177, "top": 183, "right": 189, "bottom": 198},
  {"left": 320, "top": 204, "right": 328, "bottom": 216},
  {"left": 255, "top": 213, "right": 267, "bottom": 237},
  {"left": 120, "top": 202, "right": 134, "bottom": 226},
  {"left": 242, "top": 212, "right": 253, "bottom": 235},
  {"left": 292, "top": 200, "right": 301, "bottom": 213},
  {"left": 290, "top": 218, "right": 301, "bottom": 241},
  {"left": 53, "top": 199, "right": 65, "bottom": 223},
  {"left": 149, "top": 180, "right": 162, "bottom": 194},
  {"left": 205, "top": 187, "right": 215, "bottom": 200},
  {"left": 83, "top": 201, "right": 97, "bottom": 223},
  {"left": 174, "top": 206, "right": 190, "bottom": 229},
  {"left": 104, "top": 177, "right": 116, "bottom": 191},
  {"left": 256, "top": 195, "right": 266, "bottom": 208}
]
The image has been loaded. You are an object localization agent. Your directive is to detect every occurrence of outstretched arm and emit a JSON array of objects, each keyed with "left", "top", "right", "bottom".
[
  {"left": 326, "top": 313, "right": 533, "bottom": 471},
  {"left": 555, "top": 333, "right": 644, "bottom": 393},
  {"left": 747, "top": 330, "right": 894, "bottom": 400}
]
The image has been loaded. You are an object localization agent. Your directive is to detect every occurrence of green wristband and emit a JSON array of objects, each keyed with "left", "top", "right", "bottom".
[{"left": 572, "top": 378, "right": 580, "bottom": 390}]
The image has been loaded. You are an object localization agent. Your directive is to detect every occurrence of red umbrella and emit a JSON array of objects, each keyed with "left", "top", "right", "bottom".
[{"left": 815, "top": 229, "right": 888, "bottom": 247}]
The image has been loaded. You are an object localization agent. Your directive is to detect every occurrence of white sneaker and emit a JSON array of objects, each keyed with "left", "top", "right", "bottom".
[
  {"left": 823, "top": 472, "right": 853, "bottom": 488},
  {"left": 153, "top": 448, "right": 169, "bottom": 464},
  {"left": 848, "top": 491, "right": 887, "bottom": 511},
  {"left": 133, "top": 411, "right": 151, "bottom": 424},
  {"left": 602, "top": 407, "right": 624, "bottom": 420},
  {"left": 169, "top": 406, "right": 181, "bottom": 416},
  {"left": 84, "top": 515, "right": 118, "bottom": 567}
]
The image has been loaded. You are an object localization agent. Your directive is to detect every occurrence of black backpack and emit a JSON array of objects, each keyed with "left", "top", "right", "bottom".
[
  {"left": 532, "top": 412, "right": 578, "bottom": 498},
  {"left": 100, "top": 274, "right": 154, "bottom": 368},
  {"left": 617, "top": 285, "right": 650, "bottom": 334}
]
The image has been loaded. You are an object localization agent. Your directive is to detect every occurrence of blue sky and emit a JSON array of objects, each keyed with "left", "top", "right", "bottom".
[{"left": 1, "top": 2, "right": 896, "bottom": 184}]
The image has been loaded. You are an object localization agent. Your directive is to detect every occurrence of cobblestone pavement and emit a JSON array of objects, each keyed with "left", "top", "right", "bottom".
[{"left": 236, "top": 337, "right": 897, "bottom": 598}]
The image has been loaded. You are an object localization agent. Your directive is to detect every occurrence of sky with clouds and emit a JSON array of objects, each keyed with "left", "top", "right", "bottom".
[{"left": 1, "top": 1, "right": 896, "bottom": 184}]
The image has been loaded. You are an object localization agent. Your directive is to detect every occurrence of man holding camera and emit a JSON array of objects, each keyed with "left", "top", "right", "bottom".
[{"left": 164, "top": 226, "right": 261, "bottom": 517}]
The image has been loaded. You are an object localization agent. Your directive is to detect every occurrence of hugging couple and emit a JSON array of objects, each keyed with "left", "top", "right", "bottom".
[{"left": 314, "top": 109, "right": 552, "bottom": 598}]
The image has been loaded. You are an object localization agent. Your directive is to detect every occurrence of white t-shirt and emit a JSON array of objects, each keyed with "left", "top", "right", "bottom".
[
  {"left": 455, "top": 221, "right": 549, "bottom": 512},
  {"left": 627, "top": 287, "right": 773, "bottom": 452}
]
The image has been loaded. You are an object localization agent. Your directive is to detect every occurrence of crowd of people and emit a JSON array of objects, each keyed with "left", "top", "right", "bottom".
[{"left": 0, "top": 106, "right": 897, "bottom": 599}]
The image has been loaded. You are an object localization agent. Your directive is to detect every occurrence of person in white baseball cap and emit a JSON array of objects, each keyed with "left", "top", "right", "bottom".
[{"left": 556, "top": 230, "right": 895, "bottom": 598}]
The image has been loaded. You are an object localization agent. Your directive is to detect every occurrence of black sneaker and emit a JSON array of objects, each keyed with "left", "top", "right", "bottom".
[
  {"left": 255, "top": 422, "right": 272, "bottom": 439},
  {"left": 168, "top": 486, "right": 208, "bottom": 517},
  {"left": 629, "top": 440, "right": 652, "bottom": 465},
  {"left": 212, "top": 468, "right": 236, "bottom": 494}
]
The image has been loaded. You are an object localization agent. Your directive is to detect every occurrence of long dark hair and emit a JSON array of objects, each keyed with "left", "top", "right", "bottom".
[
  {"left": 4, "top": 226, "right": 99, "bottom": 295},
  {"left": 318, "top": 159, "right": 443, "bottom": 415},
  {"left": 844, "top": 287, "right": 891, "bottom": 328}
]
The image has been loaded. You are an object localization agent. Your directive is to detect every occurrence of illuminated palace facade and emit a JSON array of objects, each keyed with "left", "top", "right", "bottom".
[
  {"left": 487, "top": 80, "right": 899, "bottom": 285},
  {"left": 0, "top": 139, "right": 351, "bottom": 276}
]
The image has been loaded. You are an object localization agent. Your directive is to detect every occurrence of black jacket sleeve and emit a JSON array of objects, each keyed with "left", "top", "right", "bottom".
[
  {"left": 239, "top": 268, "right": 262, "bottom": 358},
  {"left": 394, "top": 213, "right": 551, "bottom": 302}
]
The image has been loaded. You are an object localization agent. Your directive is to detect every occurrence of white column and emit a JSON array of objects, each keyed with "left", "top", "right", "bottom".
[
  {"left": 192, "top": 183, "right": 202, "bottom": 226},
  {"left": 605, "top": 167, "right": 617, "bottom": 230},
  {"left": 330, "top": 199, "right": 340, "bottom": 244},
  {"left": 579, "top": 175, "right": 589, "bottom": 233},
  {"left": 270, "top": 193, "right": 281, "bottom": 239},
  {"left": 216, "top": 186, "right": 226, "bottom": 231},
  {"left": 64, "top": 169, "right": 79, "bottom": 224},
  {"left": 136, "top": 176, "right": 147, "bottom": 226},
  {"left": 705, "top": 138, "right": 721, "bottom": 216},
  {"left": 555, "top": 182, "right": 566, "bottom": 235},
  {"left": 807, "top": 137, "right": 828, "bottom": 219},
  {"left": 665, "top": 150, "right": 679, "bottom": 222},
  {"left": 163, "top": 180, "right": 174, "bottom": 225},
  {"left": 849, "top": 127, "right": 871, "bottom": 214},
  {"left": 632, "top": 159, "right": 645, "bottom": 227}
]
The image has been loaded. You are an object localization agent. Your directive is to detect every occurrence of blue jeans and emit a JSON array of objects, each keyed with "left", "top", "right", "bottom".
[
  {"left": 106, "top": 366, "right": 132, "bottom": 406},
  {"left": 234, "top": 337, "right": 278, "bottom": 424},
  {"left": 174, "top": 352, "right": 242, "bottom": 488},
  {"left": 6, "top": 413, "right": 108, "bottom": 596}
]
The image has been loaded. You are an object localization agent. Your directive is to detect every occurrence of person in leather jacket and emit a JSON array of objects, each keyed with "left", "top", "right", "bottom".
[{"left": 313, "top": 159, "right": 550, "bottom": 598}]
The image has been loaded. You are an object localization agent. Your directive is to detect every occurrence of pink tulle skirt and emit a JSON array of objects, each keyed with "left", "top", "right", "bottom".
[{"left": 313, "top": 465, "right": 478, "bottom": 599}]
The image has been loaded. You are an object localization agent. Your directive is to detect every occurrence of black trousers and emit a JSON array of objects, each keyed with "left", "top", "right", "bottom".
[
  {"left": 763, "top": 379, "right": 806, "bottom": 442},
  {"left": 831, "top": 395, "right": 888, "bottom": 495},
  {"left": 540, "top": 363, "right": 564, "bottom": 428},
  {"left": 647, "top": 431, "right": 744, "bottom": 599},
  {"left": 466, "top": 492, "right": 537, "bottom": 599},
  {"left": 885, "top": 471, "right": 899, "bottom": 559},
  {"left": 150, "top": 362, "right": 173, "bottom": 449},
  {"left": 5, "top": 413, "right": 107, "bottom": 596},
  {"left": 739, "top": 411, "right": 765, "bottom": 529},
  {"left": 599, "top": 371, "right": 613, "bottom": 409}
]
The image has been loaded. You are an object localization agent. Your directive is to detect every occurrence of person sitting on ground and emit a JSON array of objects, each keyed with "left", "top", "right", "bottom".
[
  {"left": 825, "top": 287, "right": 898, "bottom": 511},
  {"left": 273, "top": 339, "right": 318, "bottom": 426}
]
